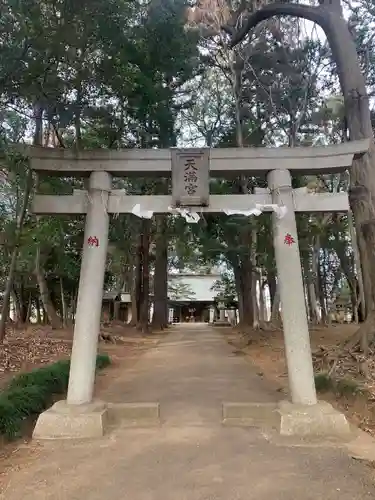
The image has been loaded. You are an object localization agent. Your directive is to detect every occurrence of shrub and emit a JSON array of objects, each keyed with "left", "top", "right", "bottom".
[
  {"left": 0, "top": 354, "right": 111, "bottom": 440},
  {"left": 314, "top": 372, "right": 333, "bottom": 393},
  {"left": 335, "top": 377, "right": 363, "bottom": 397}
]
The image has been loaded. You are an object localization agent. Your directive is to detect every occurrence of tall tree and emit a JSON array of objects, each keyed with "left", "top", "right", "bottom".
[{"left": 225, "top": 0, "right": 375, "bottom": 342}]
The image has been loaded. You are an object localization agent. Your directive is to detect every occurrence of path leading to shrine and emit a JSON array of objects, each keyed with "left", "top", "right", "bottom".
[{"left": 2, "top": 324, "right": 375, "bottom": 499}]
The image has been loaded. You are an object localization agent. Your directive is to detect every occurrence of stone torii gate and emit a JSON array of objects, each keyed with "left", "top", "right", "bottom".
[{"left": 31, "top": 140, "right": 369, "bottom": 439}]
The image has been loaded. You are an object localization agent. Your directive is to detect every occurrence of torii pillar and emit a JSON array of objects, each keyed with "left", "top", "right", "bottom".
[
  {"left": 33, "top": 172, "right": 112, "bottom": 439},
  {"left": 67, "top": 171, "right": 111, "bottom": 405},
  {"left": 268, "top": 169, "right": 317, "bottom": 406}
]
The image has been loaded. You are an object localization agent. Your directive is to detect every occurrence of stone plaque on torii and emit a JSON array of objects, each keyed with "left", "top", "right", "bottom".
[{"left": 28, "top": 139, "right": 369, "bottom": 440}]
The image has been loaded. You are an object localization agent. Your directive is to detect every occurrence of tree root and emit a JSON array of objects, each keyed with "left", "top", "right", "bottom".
[{"left": 342, "top": 310, "right": 375, "bottom": 351}]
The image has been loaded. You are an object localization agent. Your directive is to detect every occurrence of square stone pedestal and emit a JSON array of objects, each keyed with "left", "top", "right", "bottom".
[
  {"left": 222, "top": 400, "right": 352, "bottom": 439},
  {"left": 278, "top": 400, "right": 351, "bottom": 438},
  {"left": 33, "top": 400, "right": 108, "bottom": 440}
]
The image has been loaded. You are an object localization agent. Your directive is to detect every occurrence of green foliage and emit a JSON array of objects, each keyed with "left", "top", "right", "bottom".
[
  {"left": 0, "top": 0, "right": 201, "bottom": 319},
  {"left": 0, "top": 0, "right": 371, "bottom": 328},
  {"left": 314, "top": 372, "right": 364, "bottom": 398},
  {"left": 314, "top": 372, "right": 333, "bottom": 393},
  {"left": 95, "top": 353, "right": 111, "bottom": 370},
  {"left": 0, "top": 354, "right": 110, "bottom": 440},
  {"left": 211, "top": 272, "right": 237, "bottom": 308},
  {"left": 168, "top": 280, "right": 196, "bottom": 301},
  {"left": 335, "top": 377, "right": 363, "bottom": 398}
]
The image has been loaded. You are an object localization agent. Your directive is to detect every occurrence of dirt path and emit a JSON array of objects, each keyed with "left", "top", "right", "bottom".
[{"left": 1, "top": 324, "right": 375, "bottom": 500}]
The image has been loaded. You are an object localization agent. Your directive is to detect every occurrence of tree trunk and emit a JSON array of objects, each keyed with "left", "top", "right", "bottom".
[
  {"left": 152, "top": 215, "right": 169, "bottom": 330},
  {"left": 41, "top": 306, "right": 47, "bottom": 324},
  {"left": 348, "top": 210, "right": 366, "bottom": 320},
  {"left": 259, "top": 280, "right": 267, "bottom": 322},
  {"left": 34, "top": 247, "right": 61, "bottom": 329},
  {"left": 67, "top": 289, "right": 77, "bottom": 325},
  {"left": 25, "top": 294, "right": 32, "bottom": 323},
  {"left": 228, "top": 0, "right": 375, "bottom": 347},
  {"left": 312, "top": 238, "right": 325, "bottom": 324},
  {"left": 35, "top": 296, "right": 42, "bottom": 324},
  {"left": 10, "top": 289, "right": 20, "bottom": 324},
  {"left": 137, "top": 219, "right": 151, "bottom": 333},
  {"left": 271, "top": 284, "right": 281, "bottom": 324},
  {"left": 308, "top": 282, "right": 320, "bottom": 325},
  {"left": 60, "top": 277, "right": 67, "bottom": 327},
  {"left": 234, "top": 264, "right": 244, "bottom": 323},
  {"left": 18, "top": 283, "right": 28, "bottom": 323},
  {"left": 130, "top": 283, "right": 138, "bottom": 326},
  {"left": 114, "top": 301, "right": 120, "bottom": 321},
  {"left": 0, "top": 169, "right": 33, "bottom": 342},
  {"left": 268, "top": 271, "right": 277, "bottom": 311},
  {"left": 317, "top": 247, "right": 328, "bottom": 324},
  {"left": 303, "top": 253, "right": 320, "bottom": 324},
  {"left": 130, "top": 234, "right": 142, "bottom": 326},
  {"left": 250, "top": 228, "right": 259, "bottom": 329},
  {"left": 350, "top": 287, "right": 359, "bottom": 324},
  {"left": 237, "top": 259, "right": 254, "bottom": 327}
]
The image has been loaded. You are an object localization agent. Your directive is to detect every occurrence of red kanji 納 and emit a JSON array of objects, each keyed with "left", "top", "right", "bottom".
[{"left": 87, "top": 236, "right": 99, "bottom": 247}]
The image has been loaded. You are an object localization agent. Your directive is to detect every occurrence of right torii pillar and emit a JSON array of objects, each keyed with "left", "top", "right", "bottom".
[
  {"left": 266, "top": 169, "right": 349, "bottom": 437},
  {"left": 268, "top": 169, "right": 317, "bottom": 406}
]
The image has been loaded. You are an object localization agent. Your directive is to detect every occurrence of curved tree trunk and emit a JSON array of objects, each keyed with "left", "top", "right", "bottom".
[{"left": 228, "top": 0, "right": 375, "bottom": 346}]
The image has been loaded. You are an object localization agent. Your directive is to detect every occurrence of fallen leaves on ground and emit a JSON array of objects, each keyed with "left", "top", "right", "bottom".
[
  {"left": 230, "top": 323, "right": 375, "bottom": 437},
  {"left": 0, "top": 327, "right": 72, "bottom": 382},
  {"left": 0, "top": 323, "right": 150, "bottom": 388}
]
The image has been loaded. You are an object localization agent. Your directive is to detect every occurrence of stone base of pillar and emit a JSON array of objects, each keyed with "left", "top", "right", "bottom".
[
  {"left": 277, "top": 400, "right": 351, "bottom": 438},
  {"left": 222, "top": 400, "right": 352, "bottom": 439},
  {"left": 33, "top": 400, "right": 108, "bottom": 440}
]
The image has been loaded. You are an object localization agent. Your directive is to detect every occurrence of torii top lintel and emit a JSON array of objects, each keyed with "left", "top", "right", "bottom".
[{"left": 27, "top": 139, "right": 370, "bottom": 177}]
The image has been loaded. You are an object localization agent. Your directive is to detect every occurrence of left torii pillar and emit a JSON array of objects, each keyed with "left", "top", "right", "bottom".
[{"left": 33, "top": 172, "right": 112, "bottom": 440}]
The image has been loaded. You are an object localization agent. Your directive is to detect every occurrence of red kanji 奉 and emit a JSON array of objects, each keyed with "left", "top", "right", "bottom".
[{"left": 284, "top": 233, "right": 295, "bottom": 246}]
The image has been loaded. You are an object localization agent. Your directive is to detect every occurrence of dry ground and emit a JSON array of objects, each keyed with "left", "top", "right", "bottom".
[
  {"left": 0, "top": 322, "right": 163, "bottom": 486},
  {"left": 0, "top": 322, "right": 159, "bottom": 386},
  {"left": 2, "top": 324, "right": 375, "bottom": 500},
  {"left": 2, "top": 321, "right": 375, "bottom": 495},
  {"left": 226, "top": 323, "right": 375, "bottom": 435}
]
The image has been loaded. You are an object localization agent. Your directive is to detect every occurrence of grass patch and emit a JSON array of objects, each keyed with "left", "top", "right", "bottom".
[
  {"left": 315, "top": 371, "right": 365, "bottom": 398},
  {"left": 335, "top": 377, "right": 364, "bottom": 397},
  {"left": 314, "top": 372, "right": 334, "bottom": 393},
  {"left": 0, "top": 354, "right": 110, "bottom": 440}
]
